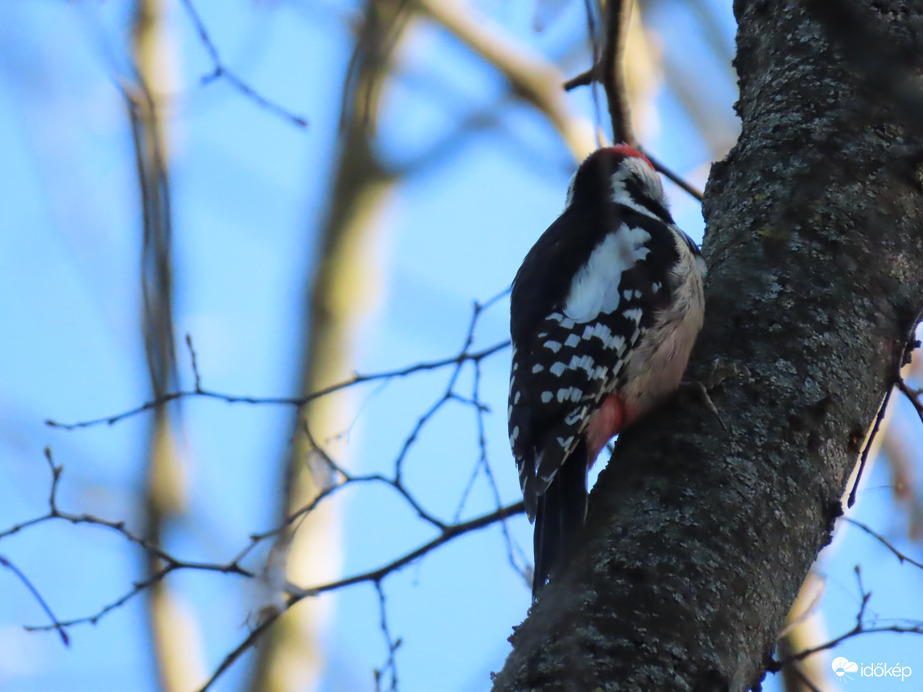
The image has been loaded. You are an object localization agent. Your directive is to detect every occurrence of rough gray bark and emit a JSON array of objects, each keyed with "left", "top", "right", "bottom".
[{"left": 492, "top": 2, "right": 923, "bottom": 690}]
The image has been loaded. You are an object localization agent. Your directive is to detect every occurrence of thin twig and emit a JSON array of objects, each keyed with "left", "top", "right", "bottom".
[
  {"left": 45, "top": 341, "right": 509, "bottom": 430},
  {"left": 24, "top": 281, "right": 520, "bottom": 691},
  {"left": 373, "top": 580, "right": 401, "bottom": 692},
  {"left": 848, "top": 386, "right": 891, "bottom": 507},
  {"left": 0, "top": 554, "right": 69, "bottom": 647},
  {"left": 196, "top": 501, "right": 524, "bottom": 691},
  {"left": 185, "top": 333, "right": 202, "bottom": 391},
  {"left": 178, "top": 0, "right": 308, "bottom": 128},
  {"left": 773, "top": 564, "right": 923, "bottom": 668},
  {"left": 896, "top": 376, "right": 923, "bottom": 425},
  {"left": 845, "top": 518, "right": 923, "bottom": 571},
  {"left": 778, "top": 623, "right": 923, "bottom": 665}
]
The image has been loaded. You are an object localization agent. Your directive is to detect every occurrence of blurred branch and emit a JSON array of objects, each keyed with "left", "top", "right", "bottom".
[
  {"left": 647, "top": 0, "right": 738, "bottom": 158},
  {"left": 882, "top": 420, "right": 923, "bottom": 542},
  {"left": 131, "top": 1, "right": 204, "bottom": 688},
  {"left": 413, "top": 0, "right": 595, "bottom": 161},
  {"left": 179, "top": 0, "right": 308, "bottom": 127},
  {"left": 660, "top": 53, "right": 735, "bottom": 157},
  {"left": 248, "top": 2, "right": 412, "bottom": 687},
  {"left": 776, "top": 572, "right": 831, "bottom": 692}
]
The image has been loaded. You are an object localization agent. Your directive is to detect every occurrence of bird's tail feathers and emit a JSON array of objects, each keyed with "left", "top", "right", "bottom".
[{"left": 532, "top": 439, "right": 588, "bottom": 599}]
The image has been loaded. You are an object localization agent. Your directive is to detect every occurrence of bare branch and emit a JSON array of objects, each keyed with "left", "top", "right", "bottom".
[
  {"left": 601, "top": 0, "right": 632, "bottom": 144},
  {"left": 772, "top": 564, "right": 923, "bottom": 673},
  {"left": 848, "top": 386, "right": 891, "bottom": 507},
  {"left": 563, "top": 0, "right": 633, "bottom": 144},
  {"left": 178, "top": 0, "right": 308, "bottom": 128},
  {"left": 196, "top": 501, "right": 524, "bottom": 691},
  {"left": 896, "top": 376, "right": 923, "bottom": 425},
  {"left": 10, "top": 442, "right": 524, "bottom": 692},
  {"left": 185, "top": 333, "right": 202, "bottom": 392},
  {"left": 373, "top": 580, "right": 401, "bottom": 692},
  {"left": 845, "top": 518, "right": 923, "bottom": 571},
  {"left": 0, "top": 553, "right": 69, "bottom": 647},
  {"left": 44, "top": 340, "right": 509, "bottom": 430},
  {"left": 777, "top": 623, "right": 923, "bottom": 666}
]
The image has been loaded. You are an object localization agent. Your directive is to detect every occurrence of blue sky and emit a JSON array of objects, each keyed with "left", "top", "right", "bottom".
[{"left": 1, "top": 1, "right": 921, "bottom": 691}]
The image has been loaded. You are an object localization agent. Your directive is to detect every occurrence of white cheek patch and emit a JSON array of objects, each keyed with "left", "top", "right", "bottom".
[
  {"left": 563, "top": 225, "right": 651, "bottom": 323},
  {"left": 610, "top": 158, "right": 667, "bottom": 220}
]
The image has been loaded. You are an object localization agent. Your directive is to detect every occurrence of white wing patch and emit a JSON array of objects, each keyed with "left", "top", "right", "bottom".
[{"left": 563, "top": 225, "right": 651, "bottom": 323}]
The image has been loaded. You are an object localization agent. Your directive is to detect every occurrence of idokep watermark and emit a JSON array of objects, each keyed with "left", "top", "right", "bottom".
[{"left": 832, "top": 656, "right": 913, "bottom": 683}]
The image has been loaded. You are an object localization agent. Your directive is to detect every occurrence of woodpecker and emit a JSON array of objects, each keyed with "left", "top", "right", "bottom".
[{"left": 508, "top": 145, "right": 706, "bottom": 598}]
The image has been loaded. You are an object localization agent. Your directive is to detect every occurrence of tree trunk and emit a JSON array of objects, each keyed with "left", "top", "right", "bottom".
[{"left": 492, "top": 2, "right": 923, "bottom": 690}]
